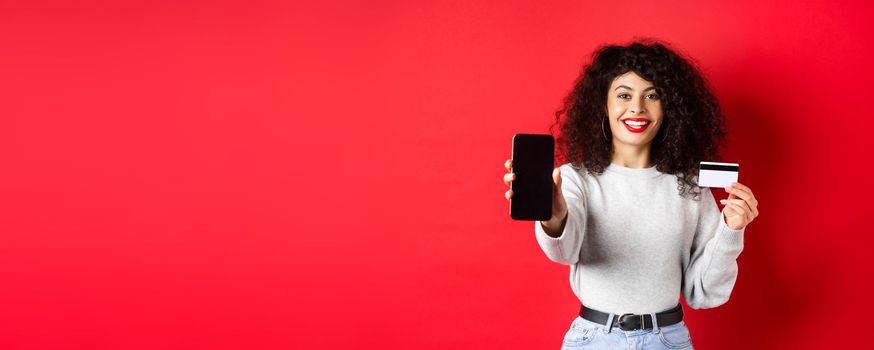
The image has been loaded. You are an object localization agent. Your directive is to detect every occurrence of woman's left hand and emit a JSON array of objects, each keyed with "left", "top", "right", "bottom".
[{"left": 719, "top": 182, "right": 759, "bottom": 230}]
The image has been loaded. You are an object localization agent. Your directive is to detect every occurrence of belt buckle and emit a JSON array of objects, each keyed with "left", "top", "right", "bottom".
[{"left": 617, "top": 313, "right": 646, "bottom": 331}]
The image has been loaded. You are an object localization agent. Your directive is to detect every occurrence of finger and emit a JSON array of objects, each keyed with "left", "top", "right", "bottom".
[
  {"left": 728, "top": 183, "right": 758, "bottom": 207},
  {"left": 720, "top": 198, "right": 747, "bottom": 207},
  {"left": 725, "top": 185, "right": 752, "bottom": 203},
  {"left": 721, "top": 198, "right": 753, "bottom": 218},
  {"left": 505, "top": 159, "right": 512, "bottom": 171},
  {"left": 504, "top": 172, "right": 515, "bottom": 187},
  {"left": 731, "top": 182, "right": 755, "bottom": 196},
  {"left": 725, "top": 201, "right": 752, "bottom": 222},
  {"left": 505, "top": 189, "right": 513, "bottom": 201},
  {"left": 728, "top": 183, "right": 753, "bottom": 200},
  {"left": 723, "top": 203, "right": 744, "bottom": 220},
  {"left": 723, "top": 204, "right": 741, "bottom": 218},
  {"left": 553, "top": 167, "right": 562, "bottom": 187},
  {"left": 725, "top": 186, "right": 759, "bottom": 217},
  {"left": 724, "top": 186, "right": 737, "bottom": 200},
  {"left": 733, "top": 192, "right": 760, "bottom": 218}
]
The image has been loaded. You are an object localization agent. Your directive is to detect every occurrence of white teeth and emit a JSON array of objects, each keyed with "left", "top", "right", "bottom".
[{"left": 623, "top": 120, "right": 649, "bottom": 127}]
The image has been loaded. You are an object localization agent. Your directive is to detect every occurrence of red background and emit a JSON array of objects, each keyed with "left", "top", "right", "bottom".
[{"left": 2, "top": 0, "right": 872, "bottom": 349}]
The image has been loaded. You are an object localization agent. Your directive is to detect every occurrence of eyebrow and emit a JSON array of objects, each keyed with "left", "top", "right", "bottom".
[{"left": 615, "top": 85, "right": 657, "bottom": 92}]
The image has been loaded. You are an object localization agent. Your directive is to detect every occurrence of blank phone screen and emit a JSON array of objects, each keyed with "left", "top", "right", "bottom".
[{"left": 510, "top": 134, "right": 554, "bottom": 221}]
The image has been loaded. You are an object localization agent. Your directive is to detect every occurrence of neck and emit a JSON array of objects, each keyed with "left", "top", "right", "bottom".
[{"left": 611, "top": 140, "right": 653, "bottom": 168}]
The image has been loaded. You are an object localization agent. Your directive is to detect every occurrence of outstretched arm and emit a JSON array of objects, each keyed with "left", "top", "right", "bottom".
[
  {"left": 533, "top": 166, "right": 588, "bottom": 265},
  {"left": 682, "top": 187, "right": 748, "bottom": 309}
]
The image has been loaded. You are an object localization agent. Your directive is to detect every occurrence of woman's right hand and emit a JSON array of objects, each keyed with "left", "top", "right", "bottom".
[{"left": 503, "top": 159, "right": 568, "bottom": 230}]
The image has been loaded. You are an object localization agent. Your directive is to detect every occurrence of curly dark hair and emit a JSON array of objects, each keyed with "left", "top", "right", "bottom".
[{"left": 550, "top": 39, "right": 728, "bottom": 200}]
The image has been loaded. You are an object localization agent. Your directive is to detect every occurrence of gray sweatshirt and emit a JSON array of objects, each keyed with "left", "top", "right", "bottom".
[{"left": 534, "top": 162, "right": 745, "bottom": 315}]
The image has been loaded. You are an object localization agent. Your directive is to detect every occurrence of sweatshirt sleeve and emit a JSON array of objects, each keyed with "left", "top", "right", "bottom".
[
  {"left": 682, "top": 187, "right": 746, "bottom": 309},
  {"left": 533, "top": 165, "right": 588, "bottom": 265}
]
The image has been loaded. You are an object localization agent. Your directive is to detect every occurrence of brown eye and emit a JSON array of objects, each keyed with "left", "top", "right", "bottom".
[
  {"left": 646, "top": 93, "right": 660, "bottom": 100},
  {"left": 618, "top": 93, "right": 631, "bottom": 100}
]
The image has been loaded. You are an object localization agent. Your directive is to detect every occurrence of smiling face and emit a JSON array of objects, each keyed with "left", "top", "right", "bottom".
[{"left": 605, "top": 71, "right": 664, "bottom": 147}]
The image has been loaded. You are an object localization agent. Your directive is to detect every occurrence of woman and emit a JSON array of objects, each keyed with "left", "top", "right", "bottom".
[{"left": 502, "top": 40, "right": 759, "bottom": 349}]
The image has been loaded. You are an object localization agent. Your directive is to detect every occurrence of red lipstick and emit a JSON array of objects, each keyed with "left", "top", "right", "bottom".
[{"left": 620, "top": 118, "right": 651, "bottom": 133}]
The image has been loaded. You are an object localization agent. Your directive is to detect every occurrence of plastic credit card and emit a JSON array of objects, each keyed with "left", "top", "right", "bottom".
[{"left": 697, "top": 161, "right": 739, "bottom": 188}]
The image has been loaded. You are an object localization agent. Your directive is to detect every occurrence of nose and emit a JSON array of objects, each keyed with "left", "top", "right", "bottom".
[{"left": 631, "top": 96, "right": 646, "bottom": 115}]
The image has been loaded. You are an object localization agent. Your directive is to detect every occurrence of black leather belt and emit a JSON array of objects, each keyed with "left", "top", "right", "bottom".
[{"left": 579, "top": 304, "right": 684, "bottom": 331}]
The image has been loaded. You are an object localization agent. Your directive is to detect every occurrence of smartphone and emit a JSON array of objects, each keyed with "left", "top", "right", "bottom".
[{"left": 510, "top": 134, "right": 555, "bottom": 221}]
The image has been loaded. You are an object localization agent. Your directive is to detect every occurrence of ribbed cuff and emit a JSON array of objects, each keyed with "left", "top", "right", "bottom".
[{"left": 716, "top": 207, "right": 745, "bottom": 252}]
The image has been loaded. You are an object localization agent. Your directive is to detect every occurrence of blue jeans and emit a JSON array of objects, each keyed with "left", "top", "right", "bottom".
[{"left": 560, "top": 313, "right": 694, "bottom": 350}]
